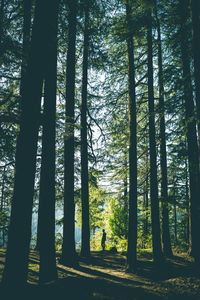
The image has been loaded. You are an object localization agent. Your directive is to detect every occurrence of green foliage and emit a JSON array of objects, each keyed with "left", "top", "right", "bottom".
[
  {"left": 76, "top": 181, "right": 106, "bottom": 232},
  {"left": 55, "top": 232, "right": 63, "bottom": 251},
  {"left": 0, "top": 208, "right": 9, "bottom": 247},
  {"left": 0, "top": 210, "right": 9, "bottom": 229},
  {"left": 137, "top": 229, "right": 152, "bottom": 250},
  {"left": 109, "top": 198, "right": 128, "bottom": 239}
]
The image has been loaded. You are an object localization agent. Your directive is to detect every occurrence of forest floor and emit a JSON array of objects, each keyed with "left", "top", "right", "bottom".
[{"left": 0, "top": 249, "right": 200, "bottom": 299}]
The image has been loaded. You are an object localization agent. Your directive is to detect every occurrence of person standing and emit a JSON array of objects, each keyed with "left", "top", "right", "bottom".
[{"left": 101, "top": 229, "right": 106, "bottom": 251}]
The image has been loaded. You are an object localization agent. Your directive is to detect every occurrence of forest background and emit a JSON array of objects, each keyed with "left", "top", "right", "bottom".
[{"left": 0, "top": 0, "right": 200, "bottom": 289}]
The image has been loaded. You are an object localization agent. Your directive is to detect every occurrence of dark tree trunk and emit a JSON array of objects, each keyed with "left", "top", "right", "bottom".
[
  {"left": 190, "top": 0, "right": 200, "bottom": 162},
  {"left": 173, "top": 177, "right": 177, "bottom": 246},
  {"left": 0, "top": 166, "right": 5, "bottom": 247},
  {"left": 174, "top": 202, "right": 177, "bottom": 246},
  {"left": 61, "top": 0, "right": 78, "bottom": 267},
  {"left": 80, "top": 0, "right": 90, "bottom": 258},
  {"left": 147, "top": 8, "right": 163, "bottom": 264},
  {"left": 124, "top": 155, "right": 128, "bottom": 240},
  {"left": 124, "top": 177, "right": 128, "bottom": 204},
  {"left": 143, "top": 138, "right": 149, "bottom": 245},
  {"left": 123, "top": 155, "right": 128, "bottom": 214},
  {"left": 2, "top": 0, "right": 53, "bottom": 286},
  {"left": 155, "top": 2, "right": 172, "bottom": 257},
  {"left": 143, "top": 166, "right": 149, "bottom": 246},
  {"left": 20, "top": 0, "right": 32, "bottom": 102},
  {"left": 185, "top": 159, "right": 190, "bottom": 246},
  {"left": 124, "top": 173, "right": 128, "bottom": 202},
  {"left": 0, "top": 0, "right": 4, "bottom": 56},
  {"left": 144, "top": 151, "right": 149, "bottom": 240},
  {"left": 179, "top": 0, "right": 200, "bottom": 264},
  {"left": 125, "top": 0, "right": 137, "bottom": 272},
  {"left": 0, "top": 166, "right": 5, "bottom": 211},
  {"left": 38, "top": 0, "right": 59, "bottom": 284}
]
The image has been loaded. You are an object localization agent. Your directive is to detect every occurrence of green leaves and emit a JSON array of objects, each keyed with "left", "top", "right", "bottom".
[{"left": 109, "top": 198, "right": 128, "bottom": 239}]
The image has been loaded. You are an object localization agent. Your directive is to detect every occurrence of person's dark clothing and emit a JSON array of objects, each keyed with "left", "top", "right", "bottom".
[{"left": 101, "top": 230, "right": 106, "bottom": 251}]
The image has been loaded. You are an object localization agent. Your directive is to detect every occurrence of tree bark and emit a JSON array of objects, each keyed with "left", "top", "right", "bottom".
[
  {"left": 2, "top": 0, "right": 53, "bottom": 286},
  {"left": 38, "top": 0, "right": 59, "bottom": 284},
  {"left": 20, "top": 0, "right": 32, "bottom": 103},
  {"left": 0, "top": 0, "right": 4, "bottom": 57},
  {"left": 147, "top": 8, "right": 163, "bottom": 263},
  {"left": 61, "top": 0, "right": 78, "bottom": 267},
  {"left": 80, "top": 0, "right": 90, "bottom": 258},
  {"left": 173, "top": 177, "right": 177, "bottom": 246},
  {"left": 155, "top": 2, "right": 172, "bottom": 257},
  {"left": 185, "top": 158, "right": 190, "bottom": 246},
  {"left": 143, "top": 154, "right": 149, "bottom": 246},
  {"left": 179, "top": 0, "right": 200, "bottom": 264},
  {"left": 0, "top": 166, "right": 5, "bottom": 247},
  {"left": 125, "top": 0, "right": 137, "bottom": 272},
  {"left": 190, "top": 0, "right": 200, "bottom": 163},
  {"left": 0, "top": 0, "right": 4, "bottom": 32},
  {"left": 123, "top": 154, "right": 128, "bottom": 215}
]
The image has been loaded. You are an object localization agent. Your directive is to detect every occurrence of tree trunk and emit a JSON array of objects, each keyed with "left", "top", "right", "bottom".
[
  {"left": 174, "top": 202, "right": 177, "bottom": 246},
  {"left": 123, "top": 155, "right": 128, "bottom": 240},
  {"left": 20, "top": 0, "right": 32, "bottom": 103},
  {"left": 80, "top": 0, "right": 90, "bottom": 258},
  {"left": 179, "top": 0, "right": 200, "bottom": 264},
  {"left": 0, "top": 166, "right": 5, "bottom": 247},
  {"left": 147, "top": 8, "right": 163, "bottom": 264},
  {"left": 38, "top": 0, "right": 59, "bottom": 284},
  {"left": 61, "top": 0, "right": 78, "bottom": 267},
  {"left": 123, "top": 155, "right": 128, "bottom": 215},
  {"left": 125, "top": 0, "right": 137, "bottom": 272},
  {"left": 143, "top": 169, "right": 149, "bottom": 246},
  {"left": 155, "top": 2, "right": 172, "bottom": 257},
  {"left": 0, "top": 0, "right": 4, "bottom": 57},
  {"left": 173, "top": 177, "right": 177, "bottom": 246},
  {"left": 0, "top": 166, "right": 5, "bottom": 211},
  {"left": 185, "top": 158, "right": 190, "bottom": 246},
  {"left": 2, "top": 0, "right": 53, "bottom": 286},
  {"left": 144, "top": 150, "right": 149, "bottom": 240},
  {"left": 190, "top": 0, "right": 200, "bottom": 163}
]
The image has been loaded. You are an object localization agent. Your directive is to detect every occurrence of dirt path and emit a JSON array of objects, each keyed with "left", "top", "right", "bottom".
[{"left": 0, "top": 249, "right": 200, "bottom": 299}]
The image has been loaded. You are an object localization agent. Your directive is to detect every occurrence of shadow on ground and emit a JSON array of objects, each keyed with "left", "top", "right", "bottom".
[{"left": 0, "top": 249, "right": 200, "bottom": 300}]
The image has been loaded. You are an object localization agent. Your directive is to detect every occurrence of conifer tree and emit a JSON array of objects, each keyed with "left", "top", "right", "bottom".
[
  {"left": 147, "top": 5, "right": 163, "bottom": 263},
  {"left": 179, "top": 0, "right": 200, "bottom": 264},
  {"left": 38, "top": 0, "right": 59, "bottom": 283},
  {"left": 155, "top": 0, "right": 172, "bottom": 257},
  {"left": 125, "top": 0, "right": 138, "bottom": 272},
  {"left": 80, "top": 0, "right": 91, "bottom": 258},
  {"left": 2, "top": 0, "right": 58, "bottom": 286},
  {"left": 61, "top": 0, "right": 78, "bottom": 267},
  {"left": 190, "top": 0, "right": 200, "bottom": 161}
]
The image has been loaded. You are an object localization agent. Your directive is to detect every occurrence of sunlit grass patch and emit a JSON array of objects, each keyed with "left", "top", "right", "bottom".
[{"left": 28, "top": 263, "right": 39, "bottom": 272}]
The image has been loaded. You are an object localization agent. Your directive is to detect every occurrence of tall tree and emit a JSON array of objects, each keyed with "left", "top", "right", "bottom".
[
  {"left": 172, "top": 176, "right": 177, "bottom": 246},
  {"left": 147, "top": 6, "right": 163, "bottom": 263},
  {"left": 38, "top": 0, "right": 59, "bottom": 284},
  {"left": 0, "top": 0, "right": 5, "bottom": 57},
  {"left": 155, "top": 1, "right": 172, "bottom": 257},
  {"left": 80, "top": 0, "right": 90, "bottom": 258},
  {"left": 190, "top": 0, "right": 200, "bottom": 161},
  {"left": 20, "top": 0, "right": 32, "bottom": 102},
  {"left": 125, "top": 0, "right": 138, "bottom": 272},
  {"left": 2, "top": 0, "right": 56, "bottom": 286},
  {"left": 179, "top": 0, "right": 200, "bottom": 264},
  {"left": 61, "top": 0, "right": 78, "bottom": 267},
  {"left": 143, "top": 147, "right": 149, "bottom": 245},
  {"left": 0, "top": 166, "right": 7, "bottom": 247},
  {"left": 185, "top": 158, "right": 190, "bottom": 245}
]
